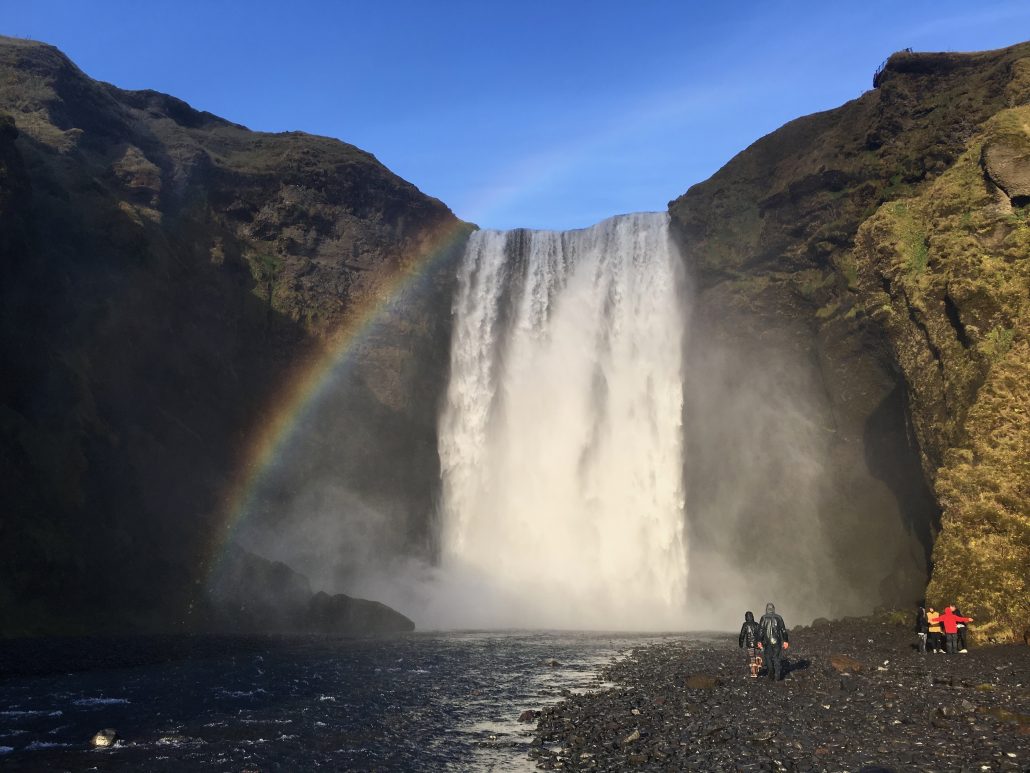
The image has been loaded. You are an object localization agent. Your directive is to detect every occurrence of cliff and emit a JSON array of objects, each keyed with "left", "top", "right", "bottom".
[
  {"left": 671, "top": 43, "right": 1030, "bottom": 641},
  {"left": 0, "top": 36, "right": 468, "bottom": 634}
]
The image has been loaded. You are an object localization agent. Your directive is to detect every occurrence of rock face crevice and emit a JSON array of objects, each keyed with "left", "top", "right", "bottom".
[
  {"left": 671, "top": 41, "right": 1030, "bottom": 641},
  {"left": 0, "top": 36, "right": 469, "bottom": 635}
]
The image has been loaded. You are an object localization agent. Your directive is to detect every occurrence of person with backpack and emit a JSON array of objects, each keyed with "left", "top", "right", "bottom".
[
  {"left": 757, "top": 603, "right": 790, "bottom": 681},
  {"left": 738, "top": 611, "right": 762, "bottom": 678}
]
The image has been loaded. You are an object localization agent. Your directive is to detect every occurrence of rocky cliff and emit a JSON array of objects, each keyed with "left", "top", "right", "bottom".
[
  {"left": 0, "top": 36, "right": 468, "bottom": 634},
  {"left": 671, "top": 44, "right": 1030, "bottom": 642},
  {"left": 3, "top": 35, "right": 1027, "bottom": 642}
]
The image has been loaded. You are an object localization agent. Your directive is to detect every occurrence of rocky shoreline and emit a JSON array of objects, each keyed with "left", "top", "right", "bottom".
[{"left": 530, "top": 616, "right": 1030, "bottom": 771}]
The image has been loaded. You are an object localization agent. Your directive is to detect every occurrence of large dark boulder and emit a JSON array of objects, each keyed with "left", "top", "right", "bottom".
[
  {"left": 305, "top": 590, "right": 414, "bottom": 635},
  {"left": 205, "top": 543, "right": 413, "bottom": 635}
]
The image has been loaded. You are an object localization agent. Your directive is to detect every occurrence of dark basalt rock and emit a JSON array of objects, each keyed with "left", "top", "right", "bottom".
[
  {"left": 0, "top": 36, "right": 469, "bottom": 635},
  {"left": 531, "top": 616, "right": 1030, "bottom": 770},
  {"left": 205, "top": 543, "right": 413, "bottom": 635}
]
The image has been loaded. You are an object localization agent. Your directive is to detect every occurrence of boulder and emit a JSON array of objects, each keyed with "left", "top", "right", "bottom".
[
  {"left": 518, "top": 710, "right": 540, "bottom": 723},
  {"left": 90, "top": 728, "right": 117, "bottom": 748},
  {"left": 206, "top": 544, "right": 414, "bottom": 635},
  {"left": 305, "top": 591, "right": 414, "bottom": 635},
  {"left": 982, "top": 134, "right": 1030, "bottom": 202}
]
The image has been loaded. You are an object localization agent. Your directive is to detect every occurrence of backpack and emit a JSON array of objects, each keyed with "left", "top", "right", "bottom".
[{"left": 763, "top": 615, "right": 780, "bottom": 645}]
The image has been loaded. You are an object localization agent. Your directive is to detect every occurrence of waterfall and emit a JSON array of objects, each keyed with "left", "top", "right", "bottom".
[{"left": 436, "top": 212, "right": 688, "bottom": 629}]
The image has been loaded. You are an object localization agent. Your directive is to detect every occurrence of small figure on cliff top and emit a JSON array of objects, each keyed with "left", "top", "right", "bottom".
[
  {"left": 738, "top": 611, "right": 762, "bottom": 678},
  {"left": 757, "top": 603, "right": 789, "bottom": 681},
  {"left": 937, "top": 605, "right": 973, "bottom": 654}
]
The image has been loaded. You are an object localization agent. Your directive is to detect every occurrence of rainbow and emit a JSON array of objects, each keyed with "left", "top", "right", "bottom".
[{"left": 203, "top": 218, "right": 472, "bottom": 582}]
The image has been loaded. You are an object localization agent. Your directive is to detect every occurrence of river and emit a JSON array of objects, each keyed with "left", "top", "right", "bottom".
[{"left": 0, "top": 631, "right": 699, "bottom": 771}]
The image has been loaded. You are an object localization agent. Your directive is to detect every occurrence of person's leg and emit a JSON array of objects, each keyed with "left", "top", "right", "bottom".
[
  {"left": 946, "top": 633, "right": 957, "bottom": 654},
  {"left": 767, "top": 646, "right": 781, "bottom": 680},
  {"left": 958, "top": 626, "right": 967, "bottom": 652},
  {"left": 918, "top": 632, "right": 927, "bottom": 653}
]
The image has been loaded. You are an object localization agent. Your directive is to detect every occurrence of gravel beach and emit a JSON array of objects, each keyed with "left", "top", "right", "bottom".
[{"left": 531, "top": 616, "right": 1030, "bottom": 772}]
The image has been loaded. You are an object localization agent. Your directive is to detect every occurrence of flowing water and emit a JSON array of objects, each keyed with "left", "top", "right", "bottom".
[
  {"left": 0, "top": 632, "right": 699, "bottom": 771},
  {"left": 436, "top": 213, "right": 689, "bottom": 630}
]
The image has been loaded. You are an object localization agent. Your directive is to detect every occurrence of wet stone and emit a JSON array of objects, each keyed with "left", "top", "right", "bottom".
[{"left": 529, "top": 616, "right": 1030, "bottom": 770}]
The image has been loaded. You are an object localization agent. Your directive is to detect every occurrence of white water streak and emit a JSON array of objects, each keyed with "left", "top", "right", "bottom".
[{"left": 435, "top": 213, "right": 688, "bottom": 629}]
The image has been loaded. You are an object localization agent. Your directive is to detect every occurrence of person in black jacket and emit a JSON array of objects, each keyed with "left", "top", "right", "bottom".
[
  {"left": 915, "top": 606, "right": 929, "bottom": 653},
  {"left": 953, "top": 606, "right": 969, "bottom": 653},
  {"left": 758, "top": 603, "right": 790, "bottom": 681},
  {"left": 738, "top": 611, "right": 762, "bottom": 678}
]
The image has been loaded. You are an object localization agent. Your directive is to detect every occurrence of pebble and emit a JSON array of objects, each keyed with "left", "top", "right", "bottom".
[{"left": 531, "top": 615, "right": 1030, "bottom": 770}]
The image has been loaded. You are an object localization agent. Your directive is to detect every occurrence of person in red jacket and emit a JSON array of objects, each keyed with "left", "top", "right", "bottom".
[{"left": 937, "top": 605, "right": 973, "bottom": 654}]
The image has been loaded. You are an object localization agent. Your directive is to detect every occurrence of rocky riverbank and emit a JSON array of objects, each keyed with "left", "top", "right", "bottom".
[{"left": 530, "top": 615, "right": 1030, "bottom": 771}]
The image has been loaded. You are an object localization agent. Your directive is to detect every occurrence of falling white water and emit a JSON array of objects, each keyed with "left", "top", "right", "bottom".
[{"left": 434, "top": 212, "right": 688, "bottom": 630}]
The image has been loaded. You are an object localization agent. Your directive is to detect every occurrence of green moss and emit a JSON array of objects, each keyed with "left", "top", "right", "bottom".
[
  {"left": 837, "top": 255, "right": 859, "bottom": 288},
  {"left": 981, "top": 326, "right": 1015, "bottom": 361}
]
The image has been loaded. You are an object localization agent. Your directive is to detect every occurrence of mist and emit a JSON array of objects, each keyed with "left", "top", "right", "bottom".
[{"left": 235, "top": 212, "right": 932, "bottom": 632}]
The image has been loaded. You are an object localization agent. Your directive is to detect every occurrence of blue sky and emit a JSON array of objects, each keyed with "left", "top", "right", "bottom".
[{"left": 3, "top": 1, "right": 1029, "bottom": 230}]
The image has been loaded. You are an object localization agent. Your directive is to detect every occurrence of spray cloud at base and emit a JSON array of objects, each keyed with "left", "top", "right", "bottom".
[{"left": 235, "top": 211, "right": 932, "bottom": 632}]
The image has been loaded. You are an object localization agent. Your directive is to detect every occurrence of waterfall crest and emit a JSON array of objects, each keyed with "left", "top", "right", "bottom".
[{"left": 436, "top": 212, "right": 688, "bottom": 629}]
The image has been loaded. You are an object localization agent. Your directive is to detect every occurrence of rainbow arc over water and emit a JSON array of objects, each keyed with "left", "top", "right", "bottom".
[{"left": 203, "top": 218, "right": 472, "bottom": 581}]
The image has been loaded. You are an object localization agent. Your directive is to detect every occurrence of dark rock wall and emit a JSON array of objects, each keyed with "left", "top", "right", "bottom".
[
  {"left": 0, "top": 37, "right": 467, "bottom": 635},
  {"left": 671, "top": 42, "right": 1030, "bottom": 640}
]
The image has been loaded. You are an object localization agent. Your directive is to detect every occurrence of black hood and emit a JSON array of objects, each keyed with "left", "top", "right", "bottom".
[{"left": 745, "top": 611, "right": 755, "bottom": 622}]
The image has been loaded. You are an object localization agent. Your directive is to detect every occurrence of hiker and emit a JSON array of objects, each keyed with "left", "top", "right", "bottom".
[
  {"left": 738, "top": 611, "right": 762, "bottom": 678},
  {"left": 915, "top": 606, "right": 929, "bottom": 653},
  {"left": 927, "top": 607, "right": 944, "bottom": 653},
  {"left": 938, "top": 605, "right": 973, "bottom": 654},
  {"left": 954, "top": 605, "right": 970, "bottom": 653},
  {"left": 757, "top": 603, "right": 789, "bottom": 681}
]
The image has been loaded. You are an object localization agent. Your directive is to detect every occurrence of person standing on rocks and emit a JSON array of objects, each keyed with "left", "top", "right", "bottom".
[
  {"left": 757, "top": 603, "right": 789, "bottom": 681},
  {"left": 927, "top": 607, "right": 944, "bottom": 653},
  {"left": 738, "top": 611, "right": 762, "bottom": 678},
  {"left": 915, "top": 605, "right": 929, "bottom": 653},
  {"left": 953, "top": 605, "right": 970, "bottom": 653},
  {"left": 937, "top": 605, "right": 973, "bottom": 654}
]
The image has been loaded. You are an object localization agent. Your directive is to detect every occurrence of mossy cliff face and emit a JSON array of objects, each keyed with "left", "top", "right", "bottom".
[
  {"left": 671, "top": 44, "right": 1030, "bottom": 641},
  {"left": 0, "top": 37, "right": 468, "bottom": 634},
  {"left": 853, "top": 107, "right": 1030, "bottom": 642}
]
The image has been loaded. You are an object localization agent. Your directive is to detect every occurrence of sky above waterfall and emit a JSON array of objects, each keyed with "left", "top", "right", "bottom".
[{"left": 4, "top": 1, "right": 1029, "bottom": 230}]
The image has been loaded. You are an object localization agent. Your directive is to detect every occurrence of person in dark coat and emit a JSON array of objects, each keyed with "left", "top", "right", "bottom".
[
  {"left": 757, "top": 603, "right": 790, "bottom": 681},
  {"left": 739, "top": 611, "right": 762, "bottom": 678},
  {"left": 915, "top": 606, "right": 929, "bottom": 653},
  {"left": 953, "top": 606, "right": 970, "bottom": 653}
]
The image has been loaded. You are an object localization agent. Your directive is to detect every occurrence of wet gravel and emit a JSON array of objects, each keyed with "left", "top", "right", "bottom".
[{"left": 531, "top": 617, "right": 1030, "bottom": 771}]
